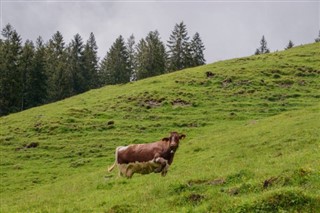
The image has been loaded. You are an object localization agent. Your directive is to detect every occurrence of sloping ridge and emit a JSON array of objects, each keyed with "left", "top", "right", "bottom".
[{"left": 0, "top": 43, "right": 319, "bottom": 212}]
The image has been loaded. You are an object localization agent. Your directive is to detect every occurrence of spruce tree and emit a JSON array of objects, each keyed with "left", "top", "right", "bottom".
[
  {"left": 254, "top": 49, "right": 260, "bottom": 55},
  {"left": 100, "top": 35, "right": 131, "bottom": 85},
  {"left": 126, "top": 34, "right": 136, "bottom": 81},
  {"left": 83, "top": 32, "right": 99, "bottom": 89},
  {"left": 46, "top": 31, "right": 72, "bottom": 101},
  {"left": 67, "top": 33, "right": 86, "bottom": 94},
  {"left": 135, "top": 38, "right": 147, "bottom": 79},
  {"left": 315, "top": 30, "right": 320, "bottom": 43},
  {"left": 0, "top": 38, "right": 4, "bottom": 114},
  {"left": 190, "top": 32, "right": 206, "bottom": 67},
  {"left": 26, "top": 36, "right": 47, "bottom": 107},
  {"left": 19, "top": 40, "right": 35, "bottom": 110},
  {"left": 167, "top": 22, "right": 192, "bottom": 71},
  {"left": 255, "top": 35, "right": 270, "bottom": 55},
  {"left": 136, "top": 30, "right": 167, "bottom": 80},
  {"left": 285, "top": 40, "right": 294, "bottom": 50},
  {"left": 0, "top": 24, "right": 22, "bottom": 115}
]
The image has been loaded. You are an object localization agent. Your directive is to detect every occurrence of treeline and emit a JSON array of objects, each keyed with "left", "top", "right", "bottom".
[
  {"left": 0, "top": 22, "right": 205, "bottom": 116},
  {"left": 255, "top": 31, "right": 320, "bottom": 55}
]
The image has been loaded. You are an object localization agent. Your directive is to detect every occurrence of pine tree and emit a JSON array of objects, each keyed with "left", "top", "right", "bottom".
[
  {"left": 315, "top": 30, "right": 320, "bottom": 43},
  {"left": 67, "top": 33, "right": 86, "bottom": 94},
  {"left": 0, "top": 24, "right": 22, "bottom": 115},
  {"left": 285, "top": 40, "right": 294, "bottom": 50},
  {"left": 100, "top": 35, "right": 131, "bottom": 85},
  {"left": 167, "top": 22, "right": 192, "bottom": 71},
  {"left": 254, "top": 49, "right": 260, "bottom": 55},
  {"left": 136, "top": 30, "right": 167, "bottom": 80},
  {"left": 255, "top": 35, "right": 270, "bottom": 55},
  {"left": 25, "top": 36, "right": 48, "bottom": 107},
  {"left": 126, "top": 34, "right": 136, "bottom": 81},
  {"left": 190, "top": 32, "right": 206, "bottom": 67},
  {"left": 46, "top": 31, "right": 72, "bottom": 101},
  {"left": 135, "top": 39, "right": 147, "bottom": 79},
  {"left": 83, "top": 32, "right": 99, "bottom": 89},
  {"left": 19, "top": 40, "right": 35, "bottom": 110}
]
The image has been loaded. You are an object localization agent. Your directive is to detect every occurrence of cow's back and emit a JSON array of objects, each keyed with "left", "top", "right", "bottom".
[{"left": 117, "top": 141, "right": 167, "bottom": 164}]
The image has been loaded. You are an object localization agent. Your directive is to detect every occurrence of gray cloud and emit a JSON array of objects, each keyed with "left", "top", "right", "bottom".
[{"left": 1, "top": 1, "right": 319, "bottom": 63}]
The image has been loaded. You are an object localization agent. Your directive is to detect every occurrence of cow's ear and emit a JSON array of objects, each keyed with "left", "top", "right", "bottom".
[
  {"left": 179, "top": 134, "right": 186, "bottom": 140},
  {"left": 162, "top": 137, "right": 170, "bottom": 142}
]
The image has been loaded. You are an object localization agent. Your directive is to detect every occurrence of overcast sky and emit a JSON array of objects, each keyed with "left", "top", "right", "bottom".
[{"left": 1, "top": 1, "right": 319, "bottom": 63}]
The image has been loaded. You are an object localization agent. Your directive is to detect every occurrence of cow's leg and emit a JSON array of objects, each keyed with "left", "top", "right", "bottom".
[
  {"left": 153, "top": 156, "right": 168, "bottom": 173},
  {"left": 118, "top": 164, "right": 127, "bottom": 177},
  {"left": 125, "top": 164, "right": 134, "bottom": 179},
  {"left": 161, "top": 163, "right": 169, "bottom": 177}
]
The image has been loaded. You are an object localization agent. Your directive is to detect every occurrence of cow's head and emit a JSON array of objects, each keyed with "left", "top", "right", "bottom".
[{"left": 163, "top": 132, "right": 186, "bottom": 153}]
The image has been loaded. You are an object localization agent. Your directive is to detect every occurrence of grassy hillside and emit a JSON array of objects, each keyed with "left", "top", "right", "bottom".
[{"left": 1, "top": 43, "right": 319, "bottom": 212}]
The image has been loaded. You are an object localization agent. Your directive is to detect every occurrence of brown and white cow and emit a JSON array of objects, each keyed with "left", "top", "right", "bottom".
[{"left": 108, "top": 132, "right": 186, "bottom": 178}]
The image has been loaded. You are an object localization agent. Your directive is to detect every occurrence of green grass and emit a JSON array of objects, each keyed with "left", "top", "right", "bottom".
[{"left": 1, "top": 43, "right": 319, "bottom": 212}]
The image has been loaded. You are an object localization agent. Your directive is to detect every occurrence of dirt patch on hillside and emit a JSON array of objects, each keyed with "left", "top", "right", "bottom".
[
  {"left": 205, "top": 71, "right": 215, "bottom": 78},
  {"left": 171, "top": 98, "right": 191, "bottom": 107},
  {"left": 140, "top": 97, "right": 166, "bottom": 109},
  {"left": 221, "top": 78, "right": 233, "bottom": 87},
  {"left": 187, "top": 193, "right": 205, "bottom": 204},
  {"left": 187, "top": 178, "right": 226, "bottom": 187}
]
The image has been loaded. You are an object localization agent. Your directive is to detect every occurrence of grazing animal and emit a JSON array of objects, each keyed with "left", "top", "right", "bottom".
[
  {"left": 108, "top": 132, "right": 186, "bottom": 177},
  {"left": 118, "top": 158, "right": 169, "bottom": 178}
]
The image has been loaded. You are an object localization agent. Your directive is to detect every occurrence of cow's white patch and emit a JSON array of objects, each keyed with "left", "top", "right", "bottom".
[{"left": 118, "top": 146, "right": 129, "bottom": 152}]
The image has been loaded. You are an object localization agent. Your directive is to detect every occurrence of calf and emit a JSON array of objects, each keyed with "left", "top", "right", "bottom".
[
  {"left": 108, "top": 132, "right": 185, "bottom": 177},
  {"left": 118, "top": 157, "right": 169, "bottom": 178}
]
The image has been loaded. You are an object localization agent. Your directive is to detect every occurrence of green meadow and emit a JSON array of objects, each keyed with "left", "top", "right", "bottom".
[{"left": 1, "top": 43, "right": 319, "bottom": 212}]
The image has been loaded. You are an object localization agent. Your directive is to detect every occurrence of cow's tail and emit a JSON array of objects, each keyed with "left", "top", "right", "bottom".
[
  {"left": 108, "top": 163, "right": 116, "bottom": 172},
  {"left": 108, "top": 146, "right": 122, "bottom": 172}
]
